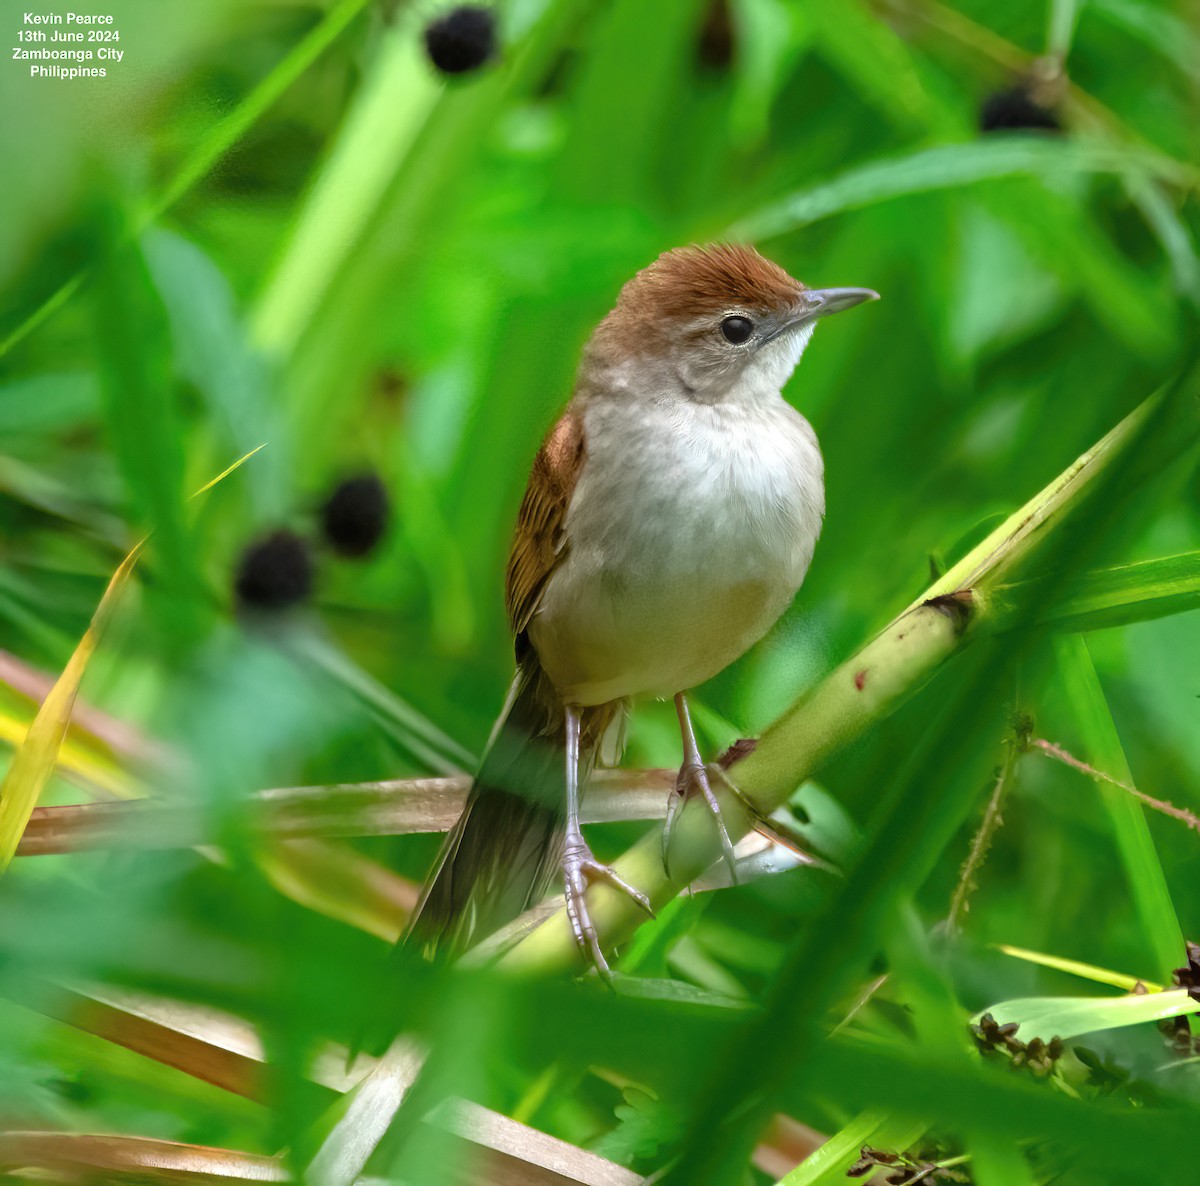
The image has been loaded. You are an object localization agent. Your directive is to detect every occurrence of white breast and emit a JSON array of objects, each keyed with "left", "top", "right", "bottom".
[{"left": 529, "top": 392, "right": 824, "bottom": 706}]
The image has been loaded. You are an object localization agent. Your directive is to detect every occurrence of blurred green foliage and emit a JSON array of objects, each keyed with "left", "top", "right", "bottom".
[{"left": 1, "top": 0, "right": 1198, "bottom": 1182}]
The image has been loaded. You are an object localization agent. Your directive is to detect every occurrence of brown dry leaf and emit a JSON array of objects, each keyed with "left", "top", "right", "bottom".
[{"left": 0, "top": 1131, "right": 286, "bottom": 1182}]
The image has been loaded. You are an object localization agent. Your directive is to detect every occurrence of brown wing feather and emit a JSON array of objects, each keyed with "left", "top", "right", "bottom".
[{"left": 505, "top": 407, "right": 585, "bottom": 640}]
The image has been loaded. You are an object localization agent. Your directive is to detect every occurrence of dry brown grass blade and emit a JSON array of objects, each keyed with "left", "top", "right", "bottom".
[
  {"left": 257, "top": 838, "right": 418, "bottom": 943},
  {"left": 0, "top": 1131, "right": 286, "bottom": 1182},
  {"left": 8, "top": 979, "right": 371, "bottom": 1102},
  {"left": 429, "top": 1097, "right": 642, "bottom": 1186},
  {"left": 17, "top": 768, "right": 675, "bottom": 856},
  {"left": 12, "top": 983, "right": 638, "bottom": 1186}
]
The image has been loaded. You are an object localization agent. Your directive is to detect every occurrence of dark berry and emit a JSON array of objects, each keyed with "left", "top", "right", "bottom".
[
  {"left": 697, "top": 0, "right": 734, "bottom": 71},
  {"left": 1172, "top": 939, "right": 1200, "bottom": 1001},
  {"left": 980, "top": 86, "right": 1061, "bottom": 134},
  {"left": 321, "top": 473, "right": 391, "bottom": 558},
  {"left": 235, "top": 530, "right": 314, "bottom": 611},
  {"left": 423, "top": 6, "right": 496, "bottom": 76}
]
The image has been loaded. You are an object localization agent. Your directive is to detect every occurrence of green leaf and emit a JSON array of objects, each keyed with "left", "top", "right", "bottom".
[
  {"left": 1091, "top": 0, "right": 1200, "bottom": 82},
  {"left": 93, "top": 219, "right": 188, "bottom": 548},
  {"left": 0, "top": 373, "right": 98, "bottom": 435},
  {"left": 727, "top": 0, "right": 813, "bottom": 144},
  {"left": 777, "top": 1110, "right": 924, "bottom": 1186},
  {"left": 1047, "top": 0, "right": 1085, "bottom": 58},
  {"left": 995, "top": 551, "right": 1200, "bottom": 633},
  {"left": 250, "top": 13, "right": 442, "bottom": 361},
  {"left": 143, "top": 231, "right": 283, "bottom": 516},
  {"left": 590, "top": 1085, "right": 684, "bottom": 1167},
  {"left": 1053, "top": 635, "right": 1184, "bottom": 978},
  {"left": 977, "top": 988, "right": 1200, "bottom": 1042},
  {"left": 0, "top": 0, "right": 375, "bottom": 361},
  {"left": 729, "top": 138, "right": 1198, "bottom": 242}
]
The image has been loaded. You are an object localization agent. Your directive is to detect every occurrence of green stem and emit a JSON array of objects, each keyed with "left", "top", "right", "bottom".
[
  {"left": 250, "top": 11, "right": 441, "bottom": 360},
  {"left": 947, "top": 726, "right": 1022, "bottom": 932}
]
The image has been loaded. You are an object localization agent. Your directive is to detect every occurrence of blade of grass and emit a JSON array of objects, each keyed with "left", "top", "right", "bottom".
[
  {"left": 1053, "top": 635, "right": 1184, "bottom": 978},
  {"left": 994, "top": 551, "right": 1200, "bottom": 633},
  {"left": 995, "top": 944, "right": 1161, "bottom": 993},
  {"left": 1090, "top": 0, "right": 1200, "bottom": 83},
  {"left": 256, "top": 839, "right": 415, "bottom": 943},
  {"left": 289, "top": 632, "right": 475, "bottom": 775},
  {"left": 978, "top": 988, "right": 1200, "bottom": 1041},
  {"left": 92, "top": 218, "right": 196, "bottom": 633},
  {"left": 777, "top": 1110, "right": 924, "bottom": 1186},
  {"left": 147, "top": 0, "right": 374, "bottom": 221},
  {"left": 16, "top": 767, "right": 672, "bottom": 856},
  {"left": 0, "top": 540, "right": 143, "bottom": 872},
  {"left": 250, "top": 11, "right": 441, "bottom": 361},
  {"left": 729, "top": 138, "right": 1200, "bottom": 243},
  {"left": 0, "top": 1133, "right": 287, "bottom": 1183},
  {"left": 1047, "top": 0, "right": 1084, "bottom": 59},
  {"left": 799, "top": 1031, "right": 1198, "bottom": 1183},
  {"left": 0, "top": 709, "right": 131, "bottom": 798}
]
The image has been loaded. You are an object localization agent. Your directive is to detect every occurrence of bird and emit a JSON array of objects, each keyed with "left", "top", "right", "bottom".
[{"left": 407, "top": 243, "right": 878, "bottom": 974}]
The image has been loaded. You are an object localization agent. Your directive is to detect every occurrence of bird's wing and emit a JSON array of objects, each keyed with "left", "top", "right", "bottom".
[{"left": 505, "top": 406, "right": 585, "bottom": 642}]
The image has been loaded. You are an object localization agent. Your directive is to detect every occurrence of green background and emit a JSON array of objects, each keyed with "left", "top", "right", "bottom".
[{"left": 1, "top": 0, "right": 1198, "bottom": 1182}]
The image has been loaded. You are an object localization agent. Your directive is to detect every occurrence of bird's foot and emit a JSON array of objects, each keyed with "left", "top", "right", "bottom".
[
  {"left": 663, "top": 761, "right": 740, "bottom": 884},
  {"left": 562, "top": 832, "right": 653, "bottom": 977}
]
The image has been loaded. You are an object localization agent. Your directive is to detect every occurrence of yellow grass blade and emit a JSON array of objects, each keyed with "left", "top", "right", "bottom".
[
  {"left": 0, "top": 709, "right": 131, "bottom": 798},
  {"left": 0, "top": 542, "right": 143, "bottom": 871},
  {"left": 188, "top": 441, "right": 266, "bottom": 499},
  {"left": 0, "top": 444, "right": 266, "bottom": 872},
  {"left": 995, "top": 943, "right": 1162, "bottom": 993}
]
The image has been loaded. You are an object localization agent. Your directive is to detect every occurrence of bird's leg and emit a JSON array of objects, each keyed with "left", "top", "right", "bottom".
[
  {"left": 561, "top": 703, "right": 653, "bottom": 976},
  {"left": 663, "top": 692, "right": 739, "bottom": 882}
]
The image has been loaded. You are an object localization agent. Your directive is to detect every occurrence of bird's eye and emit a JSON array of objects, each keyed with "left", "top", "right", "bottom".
[{"left": 720, "top": 315, "right": 754, "bottom": 344}]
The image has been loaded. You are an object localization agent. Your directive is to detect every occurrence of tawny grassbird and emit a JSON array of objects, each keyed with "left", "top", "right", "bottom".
[{"left": 408, "top": 244, "right": 878, "bottom": 973}]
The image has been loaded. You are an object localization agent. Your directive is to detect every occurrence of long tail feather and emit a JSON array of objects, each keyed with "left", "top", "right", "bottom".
[{"left": 406, "top": 661, "right": 569, "bottom": 959}]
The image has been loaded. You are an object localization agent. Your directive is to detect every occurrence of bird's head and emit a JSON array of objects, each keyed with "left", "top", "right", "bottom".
[{"left": 585, "top": 243, "right": 878, "bottom": 405}]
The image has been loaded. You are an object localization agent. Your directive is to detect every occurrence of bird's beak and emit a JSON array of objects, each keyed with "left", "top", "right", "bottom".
[
  {"left": 800, "top": 287, "right": 880, "bottom": 319},
  {"left": 760, "top": 287, "right": 880, "bottom": 345}
]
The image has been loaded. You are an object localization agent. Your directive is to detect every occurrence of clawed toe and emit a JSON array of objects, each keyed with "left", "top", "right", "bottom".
[
  {"left": 563, "top": 835, "right": 654, "bottom": 977},
  {"left": 662, "top": 761, "right": 740, "bottom": 884}
]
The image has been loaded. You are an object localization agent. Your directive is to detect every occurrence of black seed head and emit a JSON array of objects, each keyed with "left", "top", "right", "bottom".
[
  {"left": 980, "top": 85, "right": 1061, "bottom": 134},
  {"left": 235, "top": 530, "right": 314, "bottom": 611},
  {"left": 697, "top": 0, "right": 734, "bottom": 70},
  {"left": 321, "top": 473, "right": 391, "bottom": 558},
  {"left": 1173, "top": 939, "right": 1200, "bottom": 1000},
  {"left": 423, "top": 6, "right": 497, "bottom": 76}
]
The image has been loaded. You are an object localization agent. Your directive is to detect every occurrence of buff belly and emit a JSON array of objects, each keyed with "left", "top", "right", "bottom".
[{"left": 528, "top": 393, "right": 825, "bottom": 707}]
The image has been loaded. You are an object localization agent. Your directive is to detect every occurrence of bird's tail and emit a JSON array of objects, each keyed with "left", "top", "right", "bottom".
[{"left": 406, "top": 660, "right": 620, "bottom": 960}]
